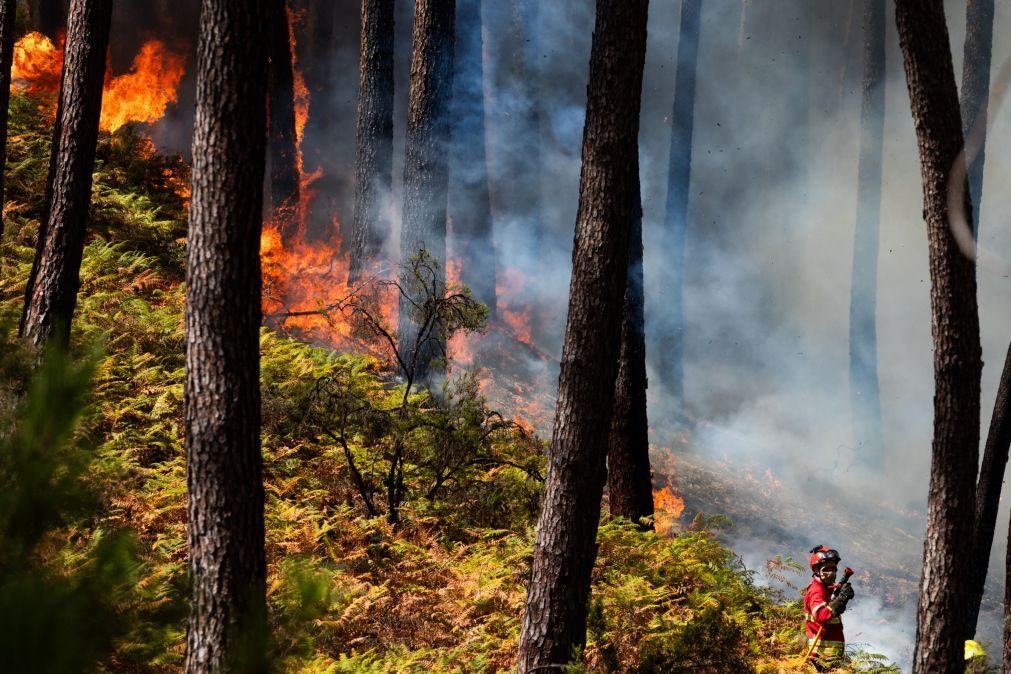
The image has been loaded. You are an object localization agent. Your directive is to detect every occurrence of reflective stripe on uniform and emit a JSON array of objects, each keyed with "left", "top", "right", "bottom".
[{"left": 807, "top": 637, "right": 845, "bottom": 660}]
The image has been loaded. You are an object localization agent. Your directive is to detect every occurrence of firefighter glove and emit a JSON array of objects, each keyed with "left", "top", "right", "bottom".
[{"left": 828, "top": 583, "right": 854, "bottom": 615}]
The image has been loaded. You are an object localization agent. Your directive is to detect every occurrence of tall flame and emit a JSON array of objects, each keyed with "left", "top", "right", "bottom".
[
  {"left": 10, "top": 32, "right": 185, "bottom": 132},
  {"left": 12, "top": 32, "right": 62, "bottom": 92},
  {"left": 652, "top": 484, "right": 685, "bottom": 536},
  {"left": 100, "top": 41, "right": 185, "bottom": 132}
]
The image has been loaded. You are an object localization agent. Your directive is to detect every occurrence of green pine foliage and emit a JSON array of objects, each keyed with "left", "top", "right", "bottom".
[{"left": 0, "top": 92, "right": 898, "bottom": 672}]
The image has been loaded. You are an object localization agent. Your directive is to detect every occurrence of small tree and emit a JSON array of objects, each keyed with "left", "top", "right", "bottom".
[{"left": 297, "top": 250, "right": 545, "bottom": 526}]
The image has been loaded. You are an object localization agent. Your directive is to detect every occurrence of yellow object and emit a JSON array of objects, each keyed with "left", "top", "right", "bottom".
[
  {"left": 965, "top": 639, "right": 986, "bottom": 660},
  {"left": 804, "top": 625, "right": 824, "bottom": 660}
]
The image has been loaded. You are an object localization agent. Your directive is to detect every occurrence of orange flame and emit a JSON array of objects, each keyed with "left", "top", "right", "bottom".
[
  {"left": 10, "top": 32, "right": 186, "bottom": 132},
  {"left": 286, "top": 5, "right": 320, "bottom": 222},
  {"left": 261, "top": 215, "right": 398, "bottom": 355},
  {"left": 496, "top": 267, "right": 535, "bottom": 348},
  {"left": 12, "top": 32, "right": 62, "bottom": 92},
  {"left": 100, "top": 41, "right": 185, "bottom": 132},
  {"left": 652, "top": 485, "right": 685, "bottom": 536}
]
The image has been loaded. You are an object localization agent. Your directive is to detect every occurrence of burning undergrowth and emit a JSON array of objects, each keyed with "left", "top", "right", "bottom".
[{"left": 12, "top": 31, "right": 186, "bottom": 133}]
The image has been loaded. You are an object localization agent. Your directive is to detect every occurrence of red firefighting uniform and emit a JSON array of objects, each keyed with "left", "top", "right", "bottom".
[{"left": 804, "top": 578, "right": 845, "bottom": 665}]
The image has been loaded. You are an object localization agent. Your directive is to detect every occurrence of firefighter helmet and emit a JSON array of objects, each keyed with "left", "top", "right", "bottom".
[{"left": 809, "top": 545, "right": 841, "bottom": 570}]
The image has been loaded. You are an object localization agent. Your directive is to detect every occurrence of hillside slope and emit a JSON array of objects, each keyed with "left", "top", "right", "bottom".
[{"left": 0, "top": 94, "right": 903, "bottom": 673}]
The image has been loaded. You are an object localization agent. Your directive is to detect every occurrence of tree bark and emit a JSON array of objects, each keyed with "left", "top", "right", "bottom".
[
  {"left": 849, "top": 0, "right": 885, "bottom": 467},
  {"left": 515, "top": 0, "right": 649, "bottom": 669},
  {"left": 398, "top": 0, "right": 455, "bottom": 380},
  {"left": 1004, "top": 517, "right": 1011, "bottom": 672},
  {"left": 894, "top": 3, "right": 982, "bottom": 673},
  {"left": 0, "top": 0, "right": 17, "bottom": 243},
  {"left": 964, "top": 342, "right": 1011, "bottom": 638},
  {"left": 267, "top": 0, "right": 300, "bottom": 245},
  {"left": 959, "top": 0, "right": 994, "bottom": 238},
  {"left": 657, "top": 0, "right": 700, "bottom": 407},
  {"left": 349, "top": 0, "right": 394, "bottom": 282},
  {"left": 21, "top": 0, "right": 111, "bottom": 349},
  {"left": 184, "top": 0, "right": 269, "bottom": 671},
  {"left": 29, "top": 0, "right": 67, "bottom": 39},
  {"left": 448, "top": 0, "right": 495, "bottom": 315},
  {"left": 607, "top": 161, "right": 652, "bottom": 528}
]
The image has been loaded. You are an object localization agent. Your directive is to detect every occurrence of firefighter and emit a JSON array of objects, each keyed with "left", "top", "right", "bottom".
[{"left": 803, "top": 545, "right": 854, "bottom": 671}]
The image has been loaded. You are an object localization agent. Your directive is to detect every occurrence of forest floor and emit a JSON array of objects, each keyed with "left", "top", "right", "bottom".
[{"left": 0, "top": 93, "right": 914, "bottom": 672}]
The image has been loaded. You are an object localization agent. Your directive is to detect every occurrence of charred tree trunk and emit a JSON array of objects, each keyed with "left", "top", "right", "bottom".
[
  {"left": 964, "top": 342, "right": 1011, "bottom": 638},
  {"left": 607, "top": 162, "right": 652, "bottom": 528},
  {"left": 20, "top": 0, "right": 111, "bottom": 348},
  {"left": 448, "top": 0, "right": 495, "bottom": 315},
  {"left": 657, "top": 0, "right": 700, "bottom": 408},
  {"left": 267, "top": 0, "right": 300, "bottom": 244},
  {"left": 959, "top": 0, "right": 994, "bottom": 238},
  {"left": 849, "top": 0, "right": 885, "bottom": 467},
  {"left": 30, "top": 0, "right": 67, "bottom": 39},
  {"left": 0, "top": 0, "right": 16, "bottom": 243},
  {"left": 184, "top": 0, "right": 269, "bottom": 671},
  {"left": 515, "top": 0, "right": 649, "bottom": 669},
  {"left": 398, "top": 0, "right": 455, "bottom": 380},
  {"left": 349, "top": 0, "right": 394, "bottom": 282},
  {"left": 894, "top": 2, "right": 982, "bottom": 673}
]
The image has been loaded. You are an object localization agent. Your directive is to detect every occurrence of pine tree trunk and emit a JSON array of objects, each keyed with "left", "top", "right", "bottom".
[
  {"left": 267, "top": 0, "right": 300, "bottom": 245},
  {"left": 894, "top": 2, "right": 982, "bottom": 673},
  {"left": 0, "top": 0, "right": 17, "bottom": 243},
  {"left": 1004, "top": 522, "right": 1011, "bottom": 672},
  {"left": 30, "top": 0, "right": 67, "bottom": 39},
  {"left": 658, "top": 0, "right": 700, "bottom": 407},
  {"left": 349, "top": 0, "right": 394, "bottom": 282},
  {"left": 184, "top": 0, "right": 269, "bottom": 671},
  {"left": 960, "top": 0, "right": 993, "bottom": 238},
  {"left": 607, "top": 162, "right": 652, "bottom": 528},
  {"left": 515, "top": 0, "right": 649, "bottom": 669},
  {"left": 398, "top": 0, "right": 455, "bottom": 380},
  {"left": 849, "top": 0, "right": 885, "bottom": 467},
  {"left": 21, "top": 0, "right": 111, "bottom": 349},
  {"left": 448, "top": 0, "right": 495, "bottom": 315},
  {"left": 964, "top": 342, "right": 1011, "bottom": 638}
]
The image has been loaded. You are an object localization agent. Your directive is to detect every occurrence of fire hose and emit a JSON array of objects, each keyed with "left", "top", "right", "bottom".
[{"left": 803, "top": 566, "right": 854, "bottom": 661}]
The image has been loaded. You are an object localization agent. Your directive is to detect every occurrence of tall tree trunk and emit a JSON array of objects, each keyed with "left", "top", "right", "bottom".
[
  {"left": 0, "top": 0, "right": 17, "bottom": 243},
  {"left": 21, "top": 0, "right": 111, "bottom": 349},
  {"left": 959, "top": 0, "right": 994, "bottom": 239},
  {"left": 657, "top": 0, "right": 701, "bottom": 407},
  {"left": 29, "top": 0, "right": 67, "bottom": 39},
  {"left": 349, "top": 0, "right": 394, "bottom": 282},
  {"left": 1005, "top": 527, "right": 1011, "bottom": 672},
  {"left": 447, "top": 0, "right": 495, "bottom": 315},
  {"left": 964, "top": 342, "right": 1011, "bottom": 638},
  {"left": 267, "top": 0, "right": 300, "bottom": 245},
  {"left": 515, "top": 0, "right": 649, "bottom": 669},
  {"left": 894, "top": 2, "right": 982, "bottom": 673},
  {"left": 849, "top": 0, "right": 886, "bottom": 467},
  {"left": 184, "top": 0, "right": 269, "bottom": 671},
  {"left": 607, "top": 160, "right": 652, "bottom": 527},
  {"left": 398, "top": 0, "right": 455, "bottom": 380}
]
